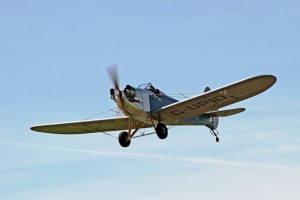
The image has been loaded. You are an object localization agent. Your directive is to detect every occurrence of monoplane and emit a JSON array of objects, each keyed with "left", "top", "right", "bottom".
[{"left": 31, "top": 67, "right": 277, "bottom": 147}]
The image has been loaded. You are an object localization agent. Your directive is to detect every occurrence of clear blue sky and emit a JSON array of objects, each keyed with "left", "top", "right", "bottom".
[{"left": 1, "top": 0, "right": 299, "bottom": 199}]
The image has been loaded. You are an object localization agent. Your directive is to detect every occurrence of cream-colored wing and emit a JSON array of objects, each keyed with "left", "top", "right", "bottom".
[
  {"left": 30, "top": 116, "right": 131, "bottom": 134},
  {"left": 152, "top": 75, "right": 276, "bottom": 123}
]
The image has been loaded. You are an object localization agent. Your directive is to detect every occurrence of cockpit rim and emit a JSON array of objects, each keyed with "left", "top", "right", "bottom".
[{"left": 138, "top": 83, "right": 152, "bottom": 89}]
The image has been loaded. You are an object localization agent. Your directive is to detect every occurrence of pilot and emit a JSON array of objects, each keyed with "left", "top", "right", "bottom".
[
  {"left": 125, "top": 85, "right": 140, "bottom": 102},
  {"left": 149, "top": 85, "right": 163, "bottom": 96}
]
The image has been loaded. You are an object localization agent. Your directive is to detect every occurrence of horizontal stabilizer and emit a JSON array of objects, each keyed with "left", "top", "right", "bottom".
[{"left": 205, "top": 108, "right": 246, "bottom": 117}]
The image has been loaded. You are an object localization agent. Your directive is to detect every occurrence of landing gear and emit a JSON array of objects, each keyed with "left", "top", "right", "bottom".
[
  {"left": 118, "top": 131, "right": 131, "bottom": 147},
  {"left": 155, "top": 123, "right": 168, "bottom": 139},
  {"left": 117, "top": 118, "right": 168, "bottom": 147},
  {"left": 118, "top": 118, "right": 144, "bottom": 147},
  {"left": 210, "top": 129, "right": 220, "bottom": 143}
]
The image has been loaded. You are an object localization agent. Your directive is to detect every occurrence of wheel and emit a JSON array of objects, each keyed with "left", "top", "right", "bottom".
[
  {"left": 216, "top": 137, "right": 219, "bottom": 142},
  {"left": 118, "top": 131, "right": 131, "bottom": 147},
  {"left": 155, "top": 123, "right": 168, "bottom": 139}
]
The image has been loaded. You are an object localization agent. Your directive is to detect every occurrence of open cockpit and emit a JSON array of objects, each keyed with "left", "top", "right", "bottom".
[{"left": 138, "top": 83, "right": 163, "bottom": 96}]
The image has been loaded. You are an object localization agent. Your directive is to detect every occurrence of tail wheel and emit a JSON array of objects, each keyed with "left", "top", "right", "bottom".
[
  {"left": 118, "top": 131, "right": 131, "bottom": 147},
  {"left": 155, "top": 123, "right": 168, "bottom": 139}
]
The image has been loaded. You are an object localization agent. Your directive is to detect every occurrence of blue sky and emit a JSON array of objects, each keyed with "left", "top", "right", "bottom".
[{"left": 1, "top": 0, "right": 300, "bottom": 199}]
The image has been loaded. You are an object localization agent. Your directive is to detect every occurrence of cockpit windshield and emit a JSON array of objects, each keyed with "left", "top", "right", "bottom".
[{"left": 138, "top": 83, "right": 152, "bottom": 89}]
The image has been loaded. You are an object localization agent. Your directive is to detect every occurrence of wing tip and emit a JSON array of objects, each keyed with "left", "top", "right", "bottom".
[
  {"left": 30, "top": 125, "right": 46, "bottom": 133},
  {"left": 256, "top": 74, "right": 277, "bottom": 86},
  {"left": 30, "top": 126, "right": 37, "bottom": 131}
]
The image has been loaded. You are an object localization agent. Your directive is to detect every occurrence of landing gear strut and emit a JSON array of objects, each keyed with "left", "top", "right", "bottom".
[
  {"left": 118, "top": 118, "right": 144, "bottom": 147},
  {"left": 118, "top": 117, "right": 168, "bottom": 147},
  {"left": 210, "top": 129, "right": 220, "bottom": 142}
]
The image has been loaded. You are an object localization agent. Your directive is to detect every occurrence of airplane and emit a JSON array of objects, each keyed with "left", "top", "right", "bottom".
[{"left": 30, "top": 67, "right": 277, "bottom": 147}]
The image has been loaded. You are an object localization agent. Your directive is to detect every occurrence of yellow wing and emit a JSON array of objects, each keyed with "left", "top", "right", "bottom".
[
  {"left": 30, "top": 116, "right": 132, "bottom": 134},
  {"left": 152, "top": 75, "right": 276, "bottom": 123}
]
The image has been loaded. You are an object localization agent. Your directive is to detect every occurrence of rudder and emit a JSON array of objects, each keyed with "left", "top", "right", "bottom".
[{"left": 204, "top": 86, "right": 219, "bottom": 130}]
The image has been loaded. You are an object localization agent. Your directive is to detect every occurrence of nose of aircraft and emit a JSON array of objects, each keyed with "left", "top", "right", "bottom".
[{"left": 115, "top": 89, "right": 126, "bottom": 111}]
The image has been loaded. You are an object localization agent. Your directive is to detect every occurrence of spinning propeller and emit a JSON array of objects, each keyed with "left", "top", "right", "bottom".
[{"left": 107, "top": 65, "right": 125, "bottom": 110}]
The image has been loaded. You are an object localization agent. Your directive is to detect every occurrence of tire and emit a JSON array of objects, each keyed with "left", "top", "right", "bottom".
[
  {"left": 155, "top": 123, "right": 168, "bottom": 139},
  {"left": 118, "top": 131, "right": 131, "bottom": 147}
]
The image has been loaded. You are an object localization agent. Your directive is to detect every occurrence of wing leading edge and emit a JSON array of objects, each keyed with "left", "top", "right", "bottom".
[{"left": 152, "top": 75, "right": 276, "bottom": 122}]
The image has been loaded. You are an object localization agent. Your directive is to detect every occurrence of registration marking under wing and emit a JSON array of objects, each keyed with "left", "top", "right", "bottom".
[{"left": 152, "top": 75, "right": 276, "bottom": 122}]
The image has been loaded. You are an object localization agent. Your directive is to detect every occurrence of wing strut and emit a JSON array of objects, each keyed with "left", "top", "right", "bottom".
[{"left": 130, "top": 122, "right": 144, "bottom": 138}]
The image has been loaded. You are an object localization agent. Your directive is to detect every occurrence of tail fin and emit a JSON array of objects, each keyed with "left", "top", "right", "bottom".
[
  {"left": 204, "top": 87, "right": 211, "bottom": 93},
  {"left": 204, "top": 87, "right": 219, "bottom": 130}
]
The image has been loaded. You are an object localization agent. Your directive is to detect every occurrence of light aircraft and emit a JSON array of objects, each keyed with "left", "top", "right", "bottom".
[{"left": 31, "top": 67, "right": 277, "bottom": 147}]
